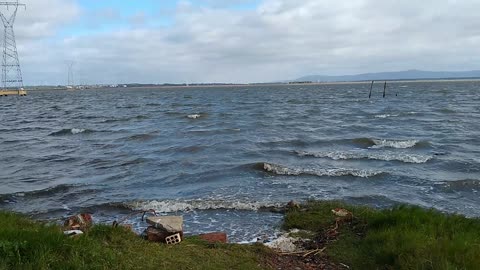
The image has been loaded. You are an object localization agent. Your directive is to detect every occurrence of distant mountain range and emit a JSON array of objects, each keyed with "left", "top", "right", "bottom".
[{"left": 295, "top": 70, "right": 480, "bottom": 82}]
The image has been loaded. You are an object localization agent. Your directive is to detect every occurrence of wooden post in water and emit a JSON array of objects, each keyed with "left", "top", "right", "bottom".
[
  {"left": 369, "top": 80, "right": 374, "bottom": 99},
  {"left": 383, "top": 81, "right": 387, "bottom": 98}
]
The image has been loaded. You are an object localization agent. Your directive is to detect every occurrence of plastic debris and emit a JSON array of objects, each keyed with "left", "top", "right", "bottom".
[
  {"left": 64, "top": 213, "right": 93, "bottom": 231},
  {"left": 63, "top": 230, "right": 84, "bottom": 237}
]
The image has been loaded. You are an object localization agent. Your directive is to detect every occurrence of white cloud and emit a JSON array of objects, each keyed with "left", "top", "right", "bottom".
[{"left": 5, "top": 0, "right": 480, "bottom": 85}]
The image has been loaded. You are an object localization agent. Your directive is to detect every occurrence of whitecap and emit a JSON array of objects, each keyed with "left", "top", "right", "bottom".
[
  {"left": 375, "top": 114, "right": 399, "bottom": 119},
  {"left": 71, "top": 128, "right": 86, "bottom": 134},
  {"left": 371, "top": 139, "right": 420, "bottom": 149},
  {"left": 187, "top": 114, "right": 201, "bottom": 119},
  {"left": 263, "top": 163, "right": 383, "bottom": 178},
  {"left": 296, "top": 150, "right": 433, "bottom": 164}
]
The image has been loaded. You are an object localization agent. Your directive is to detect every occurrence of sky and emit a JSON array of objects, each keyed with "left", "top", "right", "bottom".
[{"left": 5, "top": 0, "right": 480, "bottom": 85}]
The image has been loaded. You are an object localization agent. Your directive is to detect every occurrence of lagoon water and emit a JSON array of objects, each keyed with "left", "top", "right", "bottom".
[{"left": 1, "top": 82, "right": 479, "bottom": 242}]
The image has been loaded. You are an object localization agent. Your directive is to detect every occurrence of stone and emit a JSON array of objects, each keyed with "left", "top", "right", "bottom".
[
  {"left": 146, "top": 226, "right": 184, "bottom": 243},
  {"left": 146, "top": 216, "right": 183, "bottom": 233},
  {"left": 199, "top": 232, "right": 228, "bottom": 243},
  {"left": 286, "top": 200, "right": 301, "bottom": 210}
]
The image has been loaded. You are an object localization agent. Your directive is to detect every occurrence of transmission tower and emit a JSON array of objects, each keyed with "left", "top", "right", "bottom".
[
  {"left": 0, "top": 1, "right": 25, "bottom": 91},
  {"left": 66, "top": 61, "right": 75, "bottom": 87}
]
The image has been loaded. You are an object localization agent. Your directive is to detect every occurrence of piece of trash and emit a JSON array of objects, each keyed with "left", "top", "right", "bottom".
[
  {"left": 331, "top": 208, "right": 352, "bottom": 217},
  {"left": 64, "top": 213, "right": 93, "bottom": 231},
  {"left": 165, "top": 233, "right": 182, "bottom": 245},
  {"left": 199, "top": 232, "right": 228, "bottom": 243},
  {"left": 63, "top": 230, "right": 84, "bottom": 237}
]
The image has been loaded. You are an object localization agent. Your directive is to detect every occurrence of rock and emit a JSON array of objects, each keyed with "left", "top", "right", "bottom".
[
  {"left": 199, "top": 232, "right": 228, "bottom": 243},
  {"left": 146, "top": 216, "right": 183, "bottom": 233},
  {"left": 265, "top": 234, "right": 299, "bottom": 253},
  {"left": 146, "top": 226, "right": 184, "bottom": 243},
  {"left": 286, "top": 200, "right": 301, "bottom": 210},
  {"left": 64, "top": 213, "right": 93, "bottom": 231}
]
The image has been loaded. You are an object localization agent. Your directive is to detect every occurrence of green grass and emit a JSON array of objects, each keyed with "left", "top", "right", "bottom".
[
  {"left": 3, "top": 201, "right": 480, "bottom": 270},
  {"left": 0, "top": 211, "right": 271, "bottom": 270},
  {"left": 284, "top": 201, "right": 480, "bottom": 270}
]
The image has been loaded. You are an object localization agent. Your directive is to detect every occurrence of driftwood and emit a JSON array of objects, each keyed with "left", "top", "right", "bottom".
[{"left": 278, "top": 247, "right": 326, "bottom": 257}]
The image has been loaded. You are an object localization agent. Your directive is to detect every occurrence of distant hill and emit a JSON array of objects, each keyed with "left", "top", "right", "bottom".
[{"left": 295, "top": 70, "right": 480, "bottom": 82}]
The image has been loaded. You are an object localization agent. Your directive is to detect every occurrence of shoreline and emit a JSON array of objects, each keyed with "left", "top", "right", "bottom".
[
  {"left": 23, "top": 77, "right": 480, "bottom": 92},
  {"left": 2, "top": 200, "right": 479, "bottom": 269}
]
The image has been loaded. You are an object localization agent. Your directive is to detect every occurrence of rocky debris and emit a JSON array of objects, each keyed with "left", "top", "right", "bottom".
[
  {"left": 145, "top": 227, "right": 183, "bottom": 242},
  {"left": 266, "top": 235, "right": 300, "bottom": 253},
  {"left": 199, "top": 232, "right": 228, "bottom": 243},
  {"left": 165, "top": 233, "right": 182, "bottom": 245},
  {"left": 144, "top": 216, "right": 184, "bottom": 244},
  {"left": 265, "top": 229, "right": 310, "bottom": 253},
  {"left": 64, "top": 213, "right": 93, "bottom": 231},
  {"left": 286, "top": 200, "right": 301, "bottom": 210},
  {"left": 147, "top": 216, "right": 183, "bottom": 233}
]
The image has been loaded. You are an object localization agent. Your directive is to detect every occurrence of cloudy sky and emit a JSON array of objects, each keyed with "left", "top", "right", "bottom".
[{"left": 6, "top": 0, "right": 480, "bottom": 85}]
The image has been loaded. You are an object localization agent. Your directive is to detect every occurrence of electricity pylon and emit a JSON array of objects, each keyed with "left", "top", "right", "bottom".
[
  {"left": 0, "top": 1, "right": 25, "bottom": 91},
  {"left": 66, "top": 61, "right": 75, "bottom": 87}
]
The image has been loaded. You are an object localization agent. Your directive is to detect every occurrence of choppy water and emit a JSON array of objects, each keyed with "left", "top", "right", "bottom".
[{"left": 1, "top": 82, "right": 479, "bottom": 242}]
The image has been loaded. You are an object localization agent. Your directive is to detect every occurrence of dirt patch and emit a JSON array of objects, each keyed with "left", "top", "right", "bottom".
[{"left": 264, "top": 251, "right": 340, "bottom": 270}]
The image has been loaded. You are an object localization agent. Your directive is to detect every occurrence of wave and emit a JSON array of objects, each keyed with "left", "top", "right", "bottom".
[
  {"left": 125, "top": 133, "right": 157, "bottom": 142},
  {"left": 126, "top": 199, "right": 284, "bottom": 213},
  {"left": 103, "top": 115, "right": 148, "bottom": 123},
  {"left": 49, "top": 128, "right": 91, "bottom": 136},
  {"left": 186, "top": 128, "right": 241, "bottom": 135},
  {"left": 1, "top": 184, "right": 80, "bottom": 199},
  {"left": 261, "top": 162, "right": 383, "bottom": 178},
  {"left": 352, "top": 138, "right": 426, "bottom": 149},
  {"left": 296, "top": 150, "right": 433, "bottom": 164},
  {"left": 257, "top": 139, "right": 310, "bottom": 148},
  {"left": 437, "top": 179, "right": 480, "bottom": 192}
]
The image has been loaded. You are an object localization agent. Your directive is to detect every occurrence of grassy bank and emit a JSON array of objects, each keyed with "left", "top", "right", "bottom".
[
  {"left": 2, "top": 201, "right": 480, "bottom": 269},
  {"left": 0, "top": 211, "right": 270, "bottom": 270},
  {"left": 284, "top": 201, "right": 480, "bottom": 269}
]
